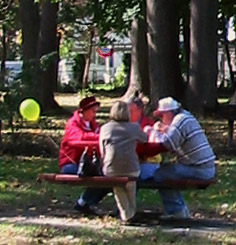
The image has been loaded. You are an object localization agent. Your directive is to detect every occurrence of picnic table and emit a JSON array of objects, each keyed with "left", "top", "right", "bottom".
[{"left": 38, "top": 141, "right": 215, "bottom": 190}]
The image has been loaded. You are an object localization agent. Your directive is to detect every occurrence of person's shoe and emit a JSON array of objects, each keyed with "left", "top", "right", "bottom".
[
  {"left": 120, "top": 214, "right": 141, "bottom": 226},
  {"left": 108, "top": 209, "right": 120, "bottom": 218},
  {"left": 160, "top": 208, "right": 190, "bottom": 220},
  {"left": 73, "top": 203, "right": 97, "bottom": 215}
]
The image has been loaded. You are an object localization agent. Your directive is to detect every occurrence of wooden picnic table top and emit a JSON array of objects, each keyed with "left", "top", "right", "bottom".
[{"left": 72, "top": 141, "right": 167, "bottom": 159}]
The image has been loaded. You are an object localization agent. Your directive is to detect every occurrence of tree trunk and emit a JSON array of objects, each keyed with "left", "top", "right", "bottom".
[
  {"left": 19, "top": 0, "right": 39, "bottom": 62},
  {"left": 222, "top": 16, "right": 235, "bottom": 94},
  {"left": 53, "top": 31, "right": 61, "bottom": 92},
  {"left": 225, "top": 43, "right": 235, "bottom": 93},
  {"left": 0, "top": 119, "right": 2, "bottom": 149},
  {"left": 36, "top": 0, "right": 60, "bottom": 111},
  {"left": 19, "top": 0, "right": 40, "bottom": 96},
  {"left": 183, "top": 15, "right": 190, "bottom": 83},
  {"left": 82, "top": 29, "right": 94, "bottom": 90},
  {"left": 146, "top": 0, "right": 184, "bottom": 104},
  {"left": 0, "top": 24, "right": 6, "bottom": 87},
  {"left": 186, "top": 0, "right": 218, "bottom": 112},
  {"left": 123, "top": 2, "right": 150, "bottom": 99}
]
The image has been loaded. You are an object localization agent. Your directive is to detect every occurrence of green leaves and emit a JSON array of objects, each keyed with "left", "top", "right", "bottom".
[{"left": 40, "top": 51, "right": 58, "bottom": 71}]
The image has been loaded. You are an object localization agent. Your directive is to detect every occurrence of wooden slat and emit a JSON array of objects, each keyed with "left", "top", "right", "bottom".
[
  {"left": 37, "top": 173, "right": 215, "bottom": 190},
  {"left": 37, "top": 174, "right": 137, "bottom": 188},
  {"left": 137, "top": 178, "right": 216, "bottom": 189}
]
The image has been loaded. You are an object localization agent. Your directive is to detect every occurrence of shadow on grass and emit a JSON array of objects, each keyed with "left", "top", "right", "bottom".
[
  {"left": 159, "top": 217, "right": 236, "bottom": 231},
  {"left": 1, "top": 212, "right": 236, "bottom": 245}
]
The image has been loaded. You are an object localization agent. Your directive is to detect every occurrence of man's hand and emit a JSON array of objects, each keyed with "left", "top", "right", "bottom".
[
  {"left": 153, "top": 121, "right": 169, "bottom": 133},
  {"left": 143, "top": 125, "right": 153, "bottom": 135}
]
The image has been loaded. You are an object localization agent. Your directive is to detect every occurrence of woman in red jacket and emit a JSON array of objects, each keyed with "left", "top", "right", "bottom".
[
  {"left": 59, "top": 96, "right": 100, "bottom": 170},
  {"left": 59, "top": 96, "right": 107, "bottom": 215}
]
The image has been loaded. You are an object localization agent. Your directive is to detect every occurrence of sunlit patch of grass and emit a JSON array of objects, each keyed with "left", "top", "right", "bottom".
[
  {"left": 1, "top": 221, "right": 236, "bottom": 244},
  {"left": 0, "top": 221, "right": 234, "bottom": 245},
  {"left": 1, "top": 137, "right": 236, "bottom": 243},
  {"left": 0, "top": 156, "right": 86, "bottom": 211},
  {"left": 218, "top": 98, "right": 229, "bottom": 104},
  {"left": 183, "top": 163, "right": 236, "bottom": 217},
  {"left": 1, "top": 155, "right": 236, "bottom": 219}
]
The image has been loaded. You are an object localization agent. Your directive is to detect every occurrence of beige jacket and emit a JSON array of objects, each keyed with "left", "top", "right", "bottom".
[{"left": 99, "top": 121, "right": 148, "bottom": 176}]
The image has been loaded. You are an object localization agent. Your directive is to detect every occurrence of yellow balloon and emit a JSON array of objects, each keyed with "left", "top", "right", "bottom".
[{"left": 19, "top": 99, "right": 40, "bottom": 122}]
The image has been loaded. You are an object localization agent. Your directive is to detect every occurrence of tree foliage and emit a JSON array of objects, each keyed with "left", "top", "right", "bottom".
[{"left": 1, "top": 0, "right": 236, "bottom": 115}]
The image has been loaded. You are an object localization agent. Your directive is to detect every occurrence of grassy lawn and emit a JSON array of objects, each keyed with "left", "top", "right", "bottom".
[
  {"left": 1, "top": 221, "right": 228, "bottom": 245},
  {"left": 1, "top": 92, "right": 236, "bottom": 244},
  {"left": 0, "top": 154, "right": 236, "bottom": 244}
]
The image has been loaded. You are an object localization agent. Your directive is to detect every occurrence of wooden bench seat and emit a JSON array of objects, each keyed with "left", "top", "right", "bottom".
[{"left": 37, "top": 173, "right": 215, "bottom": 190}]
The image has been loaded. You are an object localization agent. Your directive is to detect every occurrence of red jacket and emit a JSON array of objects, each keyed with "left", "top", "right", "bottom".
[
  {"left": 59, "top": 110, "right": 99, "bottom": 170},
  {"left": 139, "top": 114, "right": 154, "bottom": 129}
]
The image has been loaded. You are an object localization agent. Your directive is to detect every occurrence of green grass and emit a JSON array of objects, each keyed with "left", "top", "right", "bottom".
[
  {"left": 182, "top": 160, "right": 236, "bottom": 216},
  {"left": 1, "top": 113, "right": 236, "bottom": 243},
  {"left": 1, "top": 221, "right": 236, "bottom": 244},
  {"left": 1, "top": 222, "right": 236, "bottom": 244},
  {"left": 0, "top": 156, "right": 84, "bottom": 211},
  {"left": 0, "top": 155, "right": 236, "bottom": 245},
  {"left": 1, "top": 156, "right": 236, "bottom": 217}
]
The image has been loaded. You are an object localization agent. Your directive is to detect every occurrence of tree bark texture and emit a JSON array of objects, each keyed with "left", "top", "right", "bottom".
[
  {"left": 186, "top": 0, "right": 218, "bottom": 112},
  {"left": 0, "top": 119, "right": 2, "bottom": 149},
  {"left": 19, "top": 0, "right": 39, "bottom": 61},
  {"left": 183, "top": 15, "right": 190, "bottom": 83},
  {"left": 36, "top": 0, "right": 59, "bottom": 110},
  {"left": 124, "top": 3, "right": 150, "bottom": 99},
  {"left": 82, "top": 29, "right": 94, "bottom": 90},
  {"left": 146, "top": 0, "right": 184, "bottom": 104},
  {"left": 0, "top": 24, "right": 6, "bottom": 87}
]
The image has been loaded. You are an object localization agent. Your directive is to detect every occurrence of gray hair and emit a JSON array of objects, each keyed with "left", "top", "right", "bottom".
[
  {"left": 109, "top": 101, "right": 129, "bottom": 122},
  {"left": 127, "top": 97, "right": 144, "bottom": 109}
]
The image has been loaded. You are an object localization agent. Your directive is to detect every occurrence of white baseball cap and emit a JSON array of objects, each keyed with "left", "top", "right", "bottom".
[{"left": 153, "top": 97, "right": 181, "bottom": 116}]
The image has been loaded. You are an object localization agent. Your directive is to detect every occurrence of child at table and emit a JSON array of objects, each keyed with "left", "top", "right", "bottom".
[{"left": 99, "top": 101, "right": 148, "bottom": 222}]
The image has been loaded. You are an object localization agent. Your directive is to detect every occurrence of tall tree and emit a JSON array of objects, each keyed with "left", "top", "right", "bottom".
[
  {"left": 220, "top": 0, "right": 236, "bottom": 103},
  {"left": 0, "top": 0, "right": 18, "bottom": 87},
  {"left": 36, "top": 0, "right": 59, "bottom": 110},
  {"left": 19, "top": 0, "right": 63, "bottom": 111},
  {"left": 186, "top": 0, "right": 218, "bottom": 112},
  {"left": 146, "top": 0, "right": 184, "bottom": 104},
  {"left": 179, "top": 0, "right": 190, "bottom": 83},
  {"left": 0, "top": 24, "right": 7, "bottom": 87},
  {"left": 82, "top": 27, "right": 94, "bottom": 89},
  {"left": 93, "top": 0, "right": 151, "bottom": 98},
  {"left": 124, "top": 1, "right": 150, "bottom": 98},
  {"left": 19, "top": 0, "right": 39, "bottom": 62}
]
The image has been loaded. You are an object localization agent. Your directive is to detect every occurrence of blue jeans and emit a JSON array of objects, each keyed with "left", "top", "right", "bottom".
[
  {"left": 153, "top": 162, "right": 215, "bottom": 214},
  {"left": 138, "top": 163, "right": 160, "bottom": 181},
  {"left": 61, "top": 163, "right": 110, "bottom": 206},
  {"left": 62, "top": 162, "right": 161, "bottom": 206}
]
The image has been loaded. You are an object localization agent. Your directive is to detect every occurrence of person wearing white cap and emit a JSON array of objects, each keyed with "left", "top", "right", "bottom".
[{"left": 145, "top": 97, "right": 215, "bottom": 219}]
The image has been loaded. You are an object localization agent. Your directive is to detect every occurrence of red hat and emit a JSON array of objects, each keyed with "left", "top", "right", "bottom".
[{"left": 79, "top": 96, "right": 100, "bottom": 112}]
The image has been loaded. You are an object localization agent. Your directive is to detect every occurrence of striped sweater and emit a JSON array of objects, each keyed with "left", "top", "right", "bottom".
[{"left": 149, "top": 110, "right": 215, "bottom": 165}]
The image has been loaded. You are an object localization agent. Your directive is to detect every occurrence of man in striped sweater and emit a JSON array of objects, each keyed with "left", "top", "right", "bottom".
[{"left": 145, "top": 97, "right": 215, "bottom": 219}]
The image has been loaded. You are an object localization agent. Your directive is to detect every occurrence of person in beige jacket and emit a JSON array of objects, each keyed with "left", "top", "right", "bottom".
[{"left": 99, "top": 101, "right": 148, "bottom": 222}]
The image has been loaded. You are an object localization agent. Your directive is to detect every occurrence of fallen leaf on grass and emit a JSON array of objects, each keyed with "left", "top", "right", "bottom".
[
  {"left": 220, "top": 210, "right": 226, "bottom": 216},
  {"left": 28, "top": 206, "right": 36, "bottom": 211},
  {"left": 51, "top": 199, "right": 58, "bottom": 204},
  {"left": 11, "top": 181, "right": 21, "bottom": 188}
]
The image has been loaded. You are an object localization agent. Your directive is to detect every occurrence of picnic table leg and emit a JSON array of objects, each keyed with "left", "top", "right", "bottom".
[{"left": 228, "top": 119, "right": 234, "bottom": 147}]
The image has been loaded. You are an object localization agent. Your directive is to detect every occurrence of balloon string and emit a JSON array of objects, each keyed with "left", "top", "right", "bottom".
[{"left": 38, "top": 124, "right": 77, "bottom": 164}]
